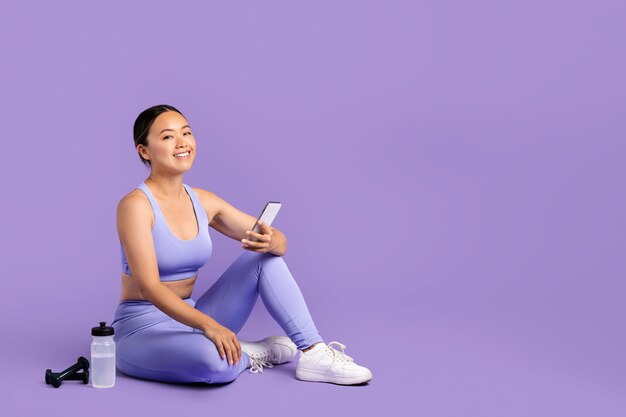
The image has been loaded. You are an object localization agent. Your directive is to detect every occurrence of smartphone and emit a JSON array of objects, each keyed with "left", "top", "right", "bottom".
[{"left": 248, "top": 201, "right": 282, "bottom": 242}]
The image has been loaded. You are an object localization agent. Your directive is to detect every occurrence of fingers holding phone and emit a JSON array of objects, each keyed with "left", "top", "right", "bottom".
[
  {"left": 242, "top": 220, "right": 274, "bottom": 252},
  {"left": 242, "top": 201, "right": 281, "bottom": 253}
]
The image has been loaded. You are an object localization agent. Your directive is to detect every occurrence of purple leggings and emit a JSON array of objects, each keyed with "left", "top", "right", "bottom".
[{"left": 111, "top": 251, "right": 323, "bottom": 384}]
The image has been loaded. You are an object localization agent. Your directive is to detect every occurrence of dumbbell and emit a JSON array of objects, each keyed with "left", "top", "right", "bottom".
[{"left": 45, "top": 356, "right": 90, "bottom": 388}]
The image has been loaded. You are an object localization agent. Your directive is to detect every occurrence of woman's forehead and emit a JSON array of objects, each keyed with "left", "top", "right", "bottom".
[{"left": 151, "top": 112, "right": 189, "bottom": 133}]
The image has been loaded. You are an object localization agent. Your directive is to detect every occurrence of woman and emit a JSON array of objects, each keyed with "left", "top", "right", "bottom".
[{"left": 111, "top": 104, "right": 373, "bottom": 385}]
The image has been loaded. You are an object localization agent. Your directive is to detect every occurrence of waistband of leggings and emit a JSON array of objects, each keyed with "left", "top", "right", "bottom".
[{"left": 117, "top": 296, "right": 194, "bottom": 306}]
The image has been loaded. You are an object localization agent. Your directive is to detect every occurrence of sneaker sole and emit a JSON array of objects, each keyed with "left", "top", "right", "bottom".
[{"left": 295, "top": 368, "right": 373, "bottom": 385}]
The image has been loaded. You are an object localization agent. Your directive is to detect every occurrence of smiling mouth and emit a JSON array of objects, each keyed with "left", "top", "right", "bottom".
[{"left": 173, "top": 151, "right": 191, "bottom": 158}]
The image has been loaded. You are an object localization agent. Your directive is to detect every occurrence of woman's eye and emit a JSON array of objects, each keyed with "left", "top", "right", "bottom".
[{"left": 163, "top": 132, "right": 191, "bottom": 139}]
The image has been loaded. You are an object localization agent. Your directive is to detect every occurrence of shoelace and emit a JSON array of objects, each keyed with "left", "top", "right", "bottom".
[
  {"left": 248, "top": 357, "right": 274, "bottom": 374},
  {"left": 325, "top": 341, "right": 354, "bottom": 363},
  {"left": 247, "top": 348, "right": 276, "bottom": 374}
]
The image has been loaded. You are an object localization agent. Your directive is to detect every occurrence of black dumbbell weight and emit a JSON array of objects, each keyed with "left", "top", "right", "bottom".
[
  {"left": 47, "top": 368, "right": 90, "bottom": 385},
  {"left": 45, "top": 356, "right": 90, "bottom": 388}
]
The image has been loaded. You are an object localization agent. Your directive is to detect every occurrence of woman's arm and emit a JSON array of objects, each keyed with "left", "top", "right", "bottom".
[
  {"left": 193, "top": 188, "right": 288, "bottom": 256},
  {"left": 117, "top": 193, "right": 216, "bottom": 331}
]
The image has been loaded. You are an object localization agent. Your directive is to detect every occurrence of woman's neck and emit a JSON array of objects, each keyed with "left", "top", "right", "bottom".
[{"left": 145, "top": 174, "right": 186, "bottom": 200}]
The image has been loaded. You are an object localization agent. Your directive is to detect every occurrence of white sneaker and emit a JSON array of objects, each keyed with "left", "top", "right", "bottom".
[
  {"left": 240, "top": 336, "right": 298, "bottom": 374},
  {"left": 296, "top": 341, "right": 373, "bottom": 385}
]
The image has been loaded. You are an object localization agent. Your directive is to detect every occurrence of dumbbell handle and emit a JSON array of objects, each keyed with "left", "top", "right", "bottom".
[
  {"left": 57, "top": 356, "right": 89, "bottom": 380},
  {"left": 50, "top": 370, "right": 89, "bottom": 380}
]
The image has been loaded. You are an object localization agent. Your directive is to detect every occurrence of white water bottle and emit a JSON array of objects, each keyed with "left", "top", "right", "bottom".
[{"left": 91, "top": 322, "right": 116, "bottom": 388}]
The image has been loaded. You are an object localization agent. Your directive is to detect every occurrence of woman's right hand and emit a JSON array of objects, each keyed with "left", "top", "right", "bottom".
[{"left": 202, "top": 322, "right": 242, "bottom": 366}]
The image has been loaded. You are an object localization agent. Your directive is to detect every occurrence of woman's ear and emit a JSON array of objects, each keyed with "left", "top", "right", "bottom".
[{"left": 137, "top": 145, "right": 149, "bottom": 161}]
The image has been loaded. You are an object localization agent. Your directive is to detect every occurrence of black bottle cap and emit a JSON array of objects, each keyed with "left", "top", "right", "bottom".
[{"left": 91, "top": 321, "right": 115, "bottom": 336}]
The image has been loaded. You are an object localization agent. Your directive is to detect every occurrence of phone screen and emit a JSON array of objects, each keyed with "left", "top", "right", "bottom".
[{"left": 248, "top": 201, "right": 282, "bottom": 242}]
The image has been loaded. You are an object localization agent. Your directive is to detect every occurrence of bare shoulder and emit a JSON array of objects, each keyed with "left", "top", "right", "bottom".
[
  {"left": 189, "top": 186, "right": 222, "bottom": 223},
  {"left": 116, "top": 189, "right": 154, "bottom": 229},
  {"left": 117, "top": 188, "right": 150, "bottom": 210}
]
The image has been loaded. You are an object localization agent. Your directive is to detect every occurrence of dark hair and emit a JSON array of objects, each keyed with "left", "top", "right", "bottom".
[{"left": 133, "top": 104, "right": 186, "bottom": 167}]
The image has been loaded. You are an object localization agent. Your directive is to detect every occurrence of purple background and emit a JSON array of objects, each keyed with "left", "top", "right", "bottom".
[{"left": 1, "top": 0, "right": 625, "bottom": 415}]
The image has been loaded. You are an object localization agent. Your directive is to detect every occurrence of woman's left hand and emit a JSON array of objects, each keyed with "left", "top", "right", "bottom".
[{"left": 241, "top": 220, "right": 275, "bottom": 253}]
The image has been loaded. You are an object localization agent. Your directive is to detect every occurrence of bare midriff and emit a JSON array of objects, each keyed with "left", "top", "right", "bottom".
[{"left": 119, "top": 272, "right": 198, "bottom": 302}]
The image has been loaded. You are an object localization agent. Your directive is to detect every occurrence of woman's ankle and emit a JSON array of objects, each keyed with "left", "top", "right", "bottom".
[{"left": 302, "top": 342, "right": 323, "bottom": 352}]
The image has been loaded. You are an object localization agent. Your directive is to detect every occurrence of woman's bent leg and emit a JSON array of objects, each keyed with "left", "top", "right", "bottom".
[
  {"left": 111, "top": 299, "right": 249, "bottom": 384},
  {"left": 194, "top": 251, "right": 324, "bottom": 350}
]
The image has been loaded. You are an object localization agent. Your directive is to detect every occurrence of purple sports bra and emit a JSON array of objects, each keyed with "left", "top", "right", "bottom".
[{"left": 120, "top": 181, "right": 213, "bottom": 281}]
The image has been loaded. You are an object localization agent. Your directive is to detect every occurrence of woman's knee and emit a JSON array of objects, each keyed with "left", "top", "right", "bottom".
[
  {"left": 240, "top": 250, "right": 275, "bottom": 262},
  {"left": 195, "top": 351, "right": 242, "bottom": 383},
  {"left": 239, "top": 251, "right": 286, "bottom": 271}
]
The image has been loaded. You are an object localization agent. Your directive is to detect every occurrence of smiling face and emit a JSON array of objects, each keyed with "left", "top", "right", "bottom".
[{"left": 137, "top": 111, "right": 196, "bottom": 173}]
